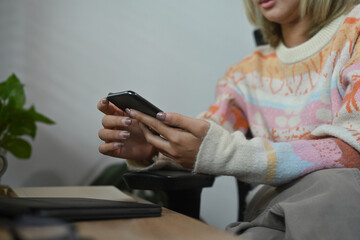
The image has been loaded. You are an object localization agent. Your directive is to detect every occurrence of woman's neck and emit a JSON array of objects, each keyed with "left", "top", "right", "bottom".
[{"left": 281, "top": 16, "right": 312, "bottom": 47}]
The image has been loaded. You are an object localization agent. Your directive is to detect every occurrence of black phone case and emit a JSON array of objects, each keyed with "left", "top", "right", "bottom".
[{"left": 107, "top": 91, "right": 162, "bottom": 118}]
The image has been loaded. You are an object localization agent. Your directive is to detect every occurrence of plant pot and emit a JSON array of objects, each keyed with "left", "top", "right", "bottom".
[{"left": 0, "top": 154, "right": 7, "bottom": 184}]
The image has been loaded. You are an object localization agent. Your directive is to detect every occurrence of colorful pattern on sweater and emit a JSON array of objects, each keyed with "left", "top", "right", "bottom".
[{"left": 199, "top": 6, "right": 360, "bottom": 185}]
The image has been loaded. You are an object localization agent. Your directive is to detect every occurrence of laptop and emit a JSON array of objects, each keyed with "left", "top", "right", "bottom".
[{"left": 0, "top": 197, "right": 162, "bottom": 221}]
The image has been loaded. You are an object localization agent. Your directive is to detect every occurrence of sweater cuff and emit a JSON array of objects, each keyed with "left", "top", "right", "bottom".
[
  {"left": 126, "top": 153, "right": 185, "bottom": 172},
  {"left": 193, "top": 121, "right": 269, "bottom": 184},
  {"left": 193, "top": 121, "right": 246, "bottom": 175}
]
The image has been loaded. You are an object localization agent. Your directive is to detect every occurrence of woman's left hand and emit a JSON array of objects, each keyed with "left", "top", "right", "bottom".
[{"left": 126, "top": 109, "right": 210, "bottom": 169}]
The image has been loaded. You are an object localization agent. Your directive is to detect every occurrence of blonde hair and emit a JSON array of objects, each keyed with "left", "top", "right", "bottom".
[{"left": 243, "top": 0, "right": 360, "bottom": 47}]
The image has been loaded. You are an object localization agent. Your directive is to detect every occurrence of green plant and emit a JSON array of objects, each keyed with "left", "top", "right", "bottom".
[{"left": 0, "top": 74, "right": 55, "bottom": 159}]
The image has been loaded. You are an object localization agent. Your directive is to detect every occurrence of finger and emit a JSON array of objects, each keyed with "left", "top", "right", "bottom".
[
  {"left": 98, "top": 142, "right": 123, "bottom": 157},
  {"left": 102, "top": 115, "right": 132, "bottom": 129},
  {"left": 140, "top": 123, "right": 196, "bottom": 162},
  {"left": 157, "top": 112, "right": 210, "bottom": 138},
  {"left": 98, "top": 129, "right": 131, "bottom": 142},
  {"left": 127, "top": 109, "right": 176, "bottom": 140},
  {"left": 97, "top": 98, "right": 124, "bottom": 116},
  {"left": 138, "top": 122, "right": 172, "bottom": 152}
]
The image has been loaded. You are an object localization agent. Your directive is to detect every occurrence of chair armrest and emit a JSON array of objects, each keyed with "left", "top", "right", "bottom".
[
  {"left": 123, "top": 170, "right": 215, "bottom": 219},
  {"left": 123, "top": 170, "right": 215, "bottom": 191}
]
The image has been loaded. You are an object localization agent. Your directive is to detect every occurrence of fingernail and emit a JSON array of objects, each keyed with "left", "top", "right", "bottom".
[
  {"left": 125, "top": 108, "right": 135, "bottom": 117},
  {"left": 102, "top": 98, "right": 108, "bottom": 104},
  {"left": 120, "top": 131, "right": 130, "bottom": 139},
  {"left": 114, "top": 142, "right": 124, "bottom": 148},
  {"left": 122, "top": 118, "right": 132, "bottom": 126},
  {"left": 156, "top": 112, "right": 166, "bottom": 121}
]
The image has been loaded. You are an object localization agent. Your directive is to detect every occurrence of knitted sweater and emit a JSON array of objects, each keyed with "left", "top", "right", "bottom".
[{"left": 194, "top": 5, "right": 360, "bottom": 185}]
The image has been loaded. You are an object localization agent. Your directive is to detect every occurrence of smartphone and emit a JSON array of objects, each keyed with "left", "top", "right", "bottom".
[{"left": 107, "top": 90, "right": 163, "bottom": 118}]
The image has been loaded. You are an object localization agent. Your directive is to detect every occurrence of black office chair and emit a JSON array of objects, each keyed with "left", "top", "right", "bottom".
[
  {"left": 94, "top": 29, "right": 266, "bottom": 221},
  {"left": 91, "top": 163, "right": 216, "bottom": 219},
  {"left": 123, "top": 170, "right": 215, "bottom": 219},
  {"left": 92, "top": 163, "right": 251, "bottom": 221}
]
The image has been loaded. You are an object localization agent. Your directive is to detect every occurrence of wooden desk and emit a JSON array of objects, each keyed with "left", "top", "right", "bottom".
[
  {"left": 0, "top": 186, "right": 242, "bottom": 239},
  {"left": 75, "top": 208, "right": 242, "bottom": 240}
]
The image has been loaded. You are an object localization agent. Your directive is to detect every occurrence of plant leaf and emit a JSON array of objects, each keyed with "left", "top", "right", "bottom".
[
  {"left": 28, "top": 105, "right": 55, "bottom": 124},
  {"left": 2, "top": 137, "right": 32, "bottom": 159},
  {"left": 0, "top": 74, "right": 25, "bottom": 108},
  {"left": 7, "top": 109, "right": 37, "bottom": 139},
  {"left": 0, "top": 100, "right": 6, "bottom": 134},
  {"left": 0, "top": 100, "right": 15, "bottom": 135}
]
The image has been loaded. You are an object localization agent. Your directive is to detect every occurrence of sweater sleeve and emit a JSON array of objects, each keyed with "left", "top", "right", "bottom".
[
  {"left": 194, "top": 50, "right": 360, "bottom": 186},
  {"left": 197, "top": 67, "right": 250, "bottom": 134}
]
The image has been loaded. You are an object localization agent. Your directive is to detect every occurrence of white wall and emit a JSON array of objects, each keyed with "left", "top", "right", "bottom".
[{"left": 0, "top": 0, "right": 254, "bottom": 229}]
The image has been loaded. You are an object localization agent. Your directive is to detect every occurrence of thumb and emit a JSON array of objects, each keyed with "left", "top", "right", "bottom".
[{"left": 156, "top": 112, "right": 209, "bottom": 138}]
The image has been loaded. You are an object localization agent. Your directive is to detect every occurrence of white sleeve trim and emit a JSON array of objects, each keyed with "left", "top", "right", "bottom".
[
  {"left": 194, "top": 121, "right": 268, "bottom": 184},
  {"left": 126, "top": 153, "right": 185, "bottom": 172}
]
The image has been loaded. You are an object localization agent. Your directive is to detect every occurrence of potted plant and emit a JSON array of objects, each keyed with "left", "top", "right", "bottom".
[{"left": 0, "top": 74, "right": 55, "bottom": 180}]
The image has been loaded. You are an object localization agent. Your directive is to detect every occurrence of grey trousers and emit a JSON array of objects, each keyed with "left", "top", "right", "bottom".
[{"left": 226, "top": 168, "right": 360, "bottom": 240}]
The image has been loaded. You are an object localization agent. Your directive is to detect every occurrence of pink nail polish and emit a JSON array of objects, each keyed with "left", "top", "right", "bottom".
[
  {"left": 114, "top": 142, "right": 124, "bottom": 148},
  {"left": 122, "top": 118, "right": 132, "bottom": 126},
  {"left": 120, "top": 131, "right": 130, "bottom": 139},
  {"left": 125, "top": 108, "right": 135, "bottom": 117},
  {"left": 156, "top": 112, "right": 166, "bottom": 121}
]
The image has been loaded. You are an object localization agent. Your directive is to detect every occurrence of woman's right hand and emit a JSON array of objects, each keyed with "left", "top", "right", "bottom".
[{"left": 97, "top": 98, "right": 157, "bottom": 162}]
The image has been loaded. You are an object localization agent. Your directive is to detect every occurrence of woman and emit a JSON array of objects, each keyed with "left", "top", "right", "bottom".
[{"left": 98, "top": 0, "right": 360, "bottom": 238}]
